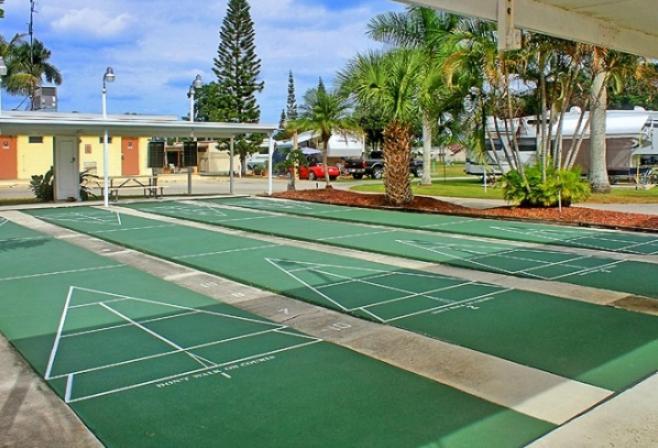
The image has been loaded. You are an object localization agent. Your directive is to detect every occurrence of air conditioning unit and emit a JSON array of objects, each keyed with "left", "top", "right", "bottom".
[{"left": 34, "top": 87, "right": 58, "bottom": 111}]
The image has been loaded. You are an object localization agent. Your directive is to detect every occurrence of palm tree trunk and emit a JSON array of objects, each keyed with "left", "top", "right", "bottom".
[
  {"left": 383, "top": 120, "right": 413, "bottom": 206},
  {"left": 421, "top": 113, "right": 432, "bottom": 185},
  {"left": 323, "top": 137, "right": 331, "bottom": 186},
  {"left": 589, "top": 70, "right": 611, "bottom": 193}
]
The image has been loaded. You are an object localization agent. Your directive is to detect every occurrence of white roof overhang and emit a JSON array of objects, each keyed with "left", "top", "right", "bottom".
[
  {"left": 0, "top": 111, "right": 277, "bottom": 138},
  {"left": 400, "top": 0, "right": 658, "bottom": 58}
]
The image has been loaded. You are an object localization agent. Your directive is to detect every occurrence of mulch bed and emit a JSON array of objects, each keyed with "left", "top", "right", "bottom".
[{"left": 273, "top": 188, "right": 658, "bottom": 232}]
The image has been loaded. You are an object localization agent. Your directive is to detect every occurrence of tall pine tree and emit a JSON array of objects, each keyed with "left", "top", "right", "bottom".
[
  {"left": 286, "top": 70, "right": 297, "bottom": 120},
  {"left": 213, "top": 0, "right": 264, "bottom": 174}
]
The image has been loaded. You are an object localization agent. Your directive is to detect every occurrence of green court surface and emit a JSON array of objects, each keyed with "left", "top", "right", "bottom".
[
  {"left": 126, "top": 200, "right": 658, "bottom": 300},
  {"left": 214, "top": 197, "right": 658, "bottom": 255},
  {"left": 28, "top": 207, "right": 658, "bottom": 392},
  {"left": 0, "top": 220, "right": 556, "bottom": 447}
]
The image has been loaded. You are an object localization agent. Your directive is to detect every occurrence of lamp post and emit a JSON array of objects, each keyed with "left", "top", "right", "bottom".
[
  {"left": 102, "top": 67, "right": 116, "bottom": 207},
  {"left": 0, "top": 56, "right": 7, "bottom": 117},
  {"left": 186, "top": 74, "right": 202, "bottom": 195}
]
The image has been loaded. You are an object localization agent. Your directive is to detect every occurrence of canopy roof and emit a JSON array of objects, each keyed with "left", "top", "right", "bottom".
[
  {"left": 0, "top": 111, "right": 277, "bottom": 138},
  {"left": 401, "top": 0, "right": 658, "bottom": 58}
]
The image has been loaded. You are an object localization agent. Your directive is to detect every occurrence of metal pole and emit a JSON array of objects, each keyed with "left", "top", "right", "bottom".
[
  {"left": 268, "top": 133, "right": 274, "bottom": 196},
  {"left": 102, "top": 84, "right": 110, "bottom": 207},
  {"left": 0, "top": 78, "right": 3, "bottom": 117},
  {"left": 229, "top": 137, "right": 235, "bottom": 195},
  {"left": 188, "top": 89, "right": 194, "bottom": 195}
]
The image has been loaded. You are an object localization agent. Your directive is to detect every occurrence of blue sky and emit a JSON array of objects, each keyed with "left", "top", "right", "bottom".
[{"left": 1, "top": 0, "right": 403, "bottom": 123}]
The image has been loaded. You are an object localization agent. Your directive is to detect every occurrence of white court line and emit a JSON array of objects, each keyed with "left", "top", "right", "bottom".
[
  {"left": 359, "top": 281, "right": 482, "bottom": 310},
  {"left": 318, "top": 229, "right": 397, "bottom": 241},
  {"left": 0, "top": 218, "right": 8, "bottom": 228},
  {"left": 65, "top": 374, "right": 74, "bottom": 403},
  {"left": 0, "top": 265, "right": 122, "bottom": 283},
  {"left": 61, "top": 310, "right": 199, "bottom": 338},
  {"left": 37, "top": 214, "right": 121, "bottom": 227},
  {"left": 69, "top": 286, "right": 283, "bottom": 327},
  {"left": 266, "top": 258, "right": 349, "bottom": 311},
  {"left": 0, "top": 236, "right": 50, "bottom": 244},
  {"left": 174, "top": 244, "right": 278, "bottom": 260},
  {"left": 385, "top": 289, "right": 512, "bottom": 323},
  {"left": 50, "top": 327, "right": 286, "bottom": 380},
  {"left": 92, "top": 224, "right": 174, "bottom": 234},
  {"left": 100, "top": 303, "right": 215, "bottom": 369},
  {"left": 45, "top": 286, "right": 75, "bottom": 380},
  {"left": 65, "top": 340, "right": 322, "bottom": 404},
  {"left": 116, "top": 212, "right": 122, "bottom": 226},
  {"left": 312, "top": 268, "right": 456, "bottom": 309},
  {"left": 549, "top": 259, "right": 627, "bottom": 280}
]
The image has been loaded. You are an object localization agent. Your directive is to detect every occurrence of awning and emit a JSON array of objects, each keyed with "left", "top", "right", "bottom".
[
  {"left": 400, "top": 0, "right": 658, "bottom": 58},
  {"left": 0, "top": 111, "right": 277, "bottom": 138}
]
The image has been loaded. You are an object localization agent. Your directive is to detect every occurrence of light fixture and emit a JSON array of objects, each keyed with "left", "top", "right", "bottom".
[
  {"left": 0, "top": 56, "right": 7, "bottom": 77},
  {"left": 103, "top": 67, "right": 116, "bottom": 84},
  {"left": 193, "top": 74, "right": 203, "bottom": 89}
]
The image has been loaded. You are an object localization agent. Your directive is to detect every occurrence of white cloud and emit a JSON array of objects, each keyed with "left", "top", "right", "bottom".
[
  {"left": 2, "top": 0, "right": 403, "bottom": 121},
  {"left": 51, "top": 8, "right": 134, "bottom": 39}
]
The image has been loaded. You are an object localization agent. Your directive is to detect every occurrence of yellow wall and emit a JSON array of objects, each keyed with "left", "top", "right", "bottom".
[
  {"left": 13, "top": 135, "right": 154, "bottom": 180},
  {"left": 17, "top": 136, "right": 54, "bottom": 179}
]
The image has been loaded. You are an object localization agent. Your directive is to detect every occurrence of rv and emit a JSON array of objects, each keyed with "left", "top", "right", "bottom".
[{"left": 466, "top": 109, "right": 656, "bottom": 179}]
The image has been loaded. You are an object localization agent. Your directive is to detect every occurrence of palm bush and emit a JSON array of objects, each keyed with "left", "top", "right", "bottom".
[
  {"left": 499, "top": 164, "right": 590, "bottom": 207},
  {"left": 29, "top": 167, "right": 54, "bottom": 202}
]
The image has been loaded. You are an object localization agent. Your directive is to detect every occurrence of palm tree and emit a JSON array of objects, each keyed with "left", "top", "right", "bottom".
[
  {"left": 4, "top": 39, "right": 62, "bottom": 109},
  {"left": 294, "top": 79, "right": 357, "bottom": 185},
  {"left": 340, "top": 50, "right": 422, "bottom": 206},
  {"left": 588, "top": 48, "right": 643, "bottom": 193},
  {"left": 368, "top": 7, "right": 459, "bottom": 185}
]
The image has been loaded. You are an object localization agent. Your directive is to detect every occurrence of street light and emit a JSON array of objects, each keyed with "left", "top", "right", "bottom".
[
  {"left": 102, "top": 67, "right": 116, "bottom": 207},
  {"left": 0, "top": 56, "right": 7, "bottom": 117},
  {"left": 188, "top": 74, "right": 202, "bottom": 123},
  {"left": 186, "top": 75, "right": 203, "bottom": 195}
]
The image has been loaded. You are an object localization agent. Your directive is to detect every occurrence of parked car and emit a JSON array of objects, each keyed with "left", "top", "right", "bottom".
[
  {"left": 299, "top": 163, "right": 340, "bottom": 181},
  {"left": 343, "top": 151, "right": 424, "bottom": 180}
]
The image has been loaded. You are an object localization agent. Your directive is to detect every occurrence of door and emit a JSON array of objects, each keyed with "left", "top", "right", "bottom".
[
  {"left": 122, "top": 137, "right": 140, "bottom": 176},
  {"left": 0, "top": 136, "right": 18, "bottom": 180},
  {"left": 54, "top": 137, "right": 80, "bottom": 201}
]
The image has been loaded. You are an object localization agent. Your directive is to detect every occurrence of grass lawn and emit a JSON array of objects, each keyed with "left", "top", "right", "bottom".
[
  {"left": 353, "top": 179, "right": 505, "bottom": 200},
  {"left": 352, "top": 178, "right": 658, "bottom": 204}
]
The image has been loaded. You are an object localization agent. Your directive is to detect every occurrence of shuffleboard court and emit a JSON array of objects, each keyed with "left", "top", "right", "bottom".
[
  {"left": 28, "top": 207, "right": 658, "bottom": 392},
  {"left": 0, "top": 220, "right": 556, "bottom": 447},
  {"left": 213, "top": 197, "right": 658, "bottom": 255},
  {"left": 128, "top": 200, "right": 658, "bottom": 300}
]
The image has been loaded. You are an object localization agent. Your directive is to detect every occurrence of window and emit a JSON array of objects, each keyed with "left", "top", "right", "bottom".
[
  {"left": 28, "top": 136, "right": 44, "bottom": 144},
  {"left": 99, "top": 137, "right": 113, "bottom": 144}
]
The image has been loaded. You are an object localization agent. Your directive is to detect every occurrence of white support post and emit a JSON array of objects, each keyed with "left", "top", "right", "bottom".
[
  {"left": 498, "top": 0, "right": 522, "bottom": 52},
  {"left": 268, "top": 133, "right": 274, "bottom": 196},
  {"left": 102, "top": 86, "right": 110, "bottom": 207},
  {"left": 229, "top": 137, "right": 235, "bottom": 195}
]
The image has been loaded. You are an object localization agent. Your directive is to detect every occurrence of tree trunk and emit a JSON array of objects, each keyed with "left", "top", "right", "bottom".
[
  {"left": 383, "top": 121, "right": 413, "bottom": 206},
  {"left": 323, "top": 137, "right": 331, "bottom": 186},
  {"left": 290, "top": 131, "right": 298, "bottom": 191},
  {"left": 421, "top": 113, "right": 432, "bottom": 185},
  {"left": 589, "top": 70, "right": 611, "bottom": 193},
  {"left": 240, "top": 153, "right": 247, "bottom": 176}
]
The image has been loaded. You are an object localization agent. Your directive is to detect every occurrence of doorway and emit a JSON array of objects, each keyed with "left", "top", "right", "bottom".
[
  {"left": 54, "top": 136, "right": 80, "bottom": 201},
  {"left": 122, "top": 137, "right": 140, "bottom": 176},
  {"left": 0, "top": 136, "right": 17, "bottom": 180}
]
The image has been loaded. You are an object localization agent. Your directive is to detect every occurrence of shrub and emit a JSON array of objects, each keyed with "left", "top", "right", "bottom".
[
  {"left": 30, "top": 167, "right": 54, "bottom": 202},
  {"left": 499, "top": 164, "right": 590, "bottom": 207}
]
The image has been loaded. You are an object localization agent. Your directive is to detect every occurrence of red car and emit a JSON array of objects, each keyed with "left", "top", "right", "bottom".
[{"left": 299, "top": 163, "right": 340, "bottom": 181}]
